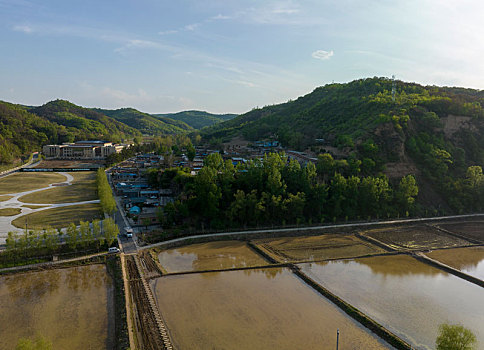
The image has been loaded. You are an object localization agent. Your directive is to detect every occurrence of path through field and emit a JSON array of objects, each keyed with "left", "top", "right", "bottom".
[{"left": 0, "top": 172, "right": 100, "bottom": 244}]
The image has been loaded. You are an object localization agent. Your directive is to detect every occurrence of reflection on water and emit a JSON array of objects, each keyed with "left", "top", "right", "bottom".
[
  {"left": 427, "top": 247, "right": 484, "bottom": 280},
  {"left": 158, "top": 241, "right": 268, "bottom": 273},
  {"left": 150, "top": 268, "right": 392, "bottom": 350},
  {"left": 0, "top": 265, "right": 113, "bottom": 350},
  {"left": 300, "top": 255, "right": 484, "bottom": 350}
]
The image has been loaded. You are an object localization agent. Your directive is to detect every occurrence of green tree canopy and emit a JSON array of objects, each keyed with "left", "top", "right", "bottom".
[{"left": 436, "top": 323, "right": 477, "bottom": 350}]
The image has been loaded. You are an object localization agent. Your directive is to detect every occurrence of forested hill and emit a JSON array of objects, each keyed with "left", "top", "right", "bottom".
[
  {"left": 0, "top": 99, "right": 140, "bottom": 165},
  {"left": 155, "top": 110, "right": 237, "bottom": 129},
  {"left": 30, "top": 100, "right": 141, "bottom": 142},
  {"left": 203, "top": 77, "right": 484, "bottom": 214},
  {"left": 95, "top": 107, "right": 193, "bottom": 135}
]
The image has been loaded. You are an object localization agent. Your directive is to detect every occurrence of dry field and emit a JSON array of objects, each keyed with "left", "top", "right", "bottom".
[
  {"left": 0, "top": 173, "right": 66, "bottom": 194},
  {"left": 18, "top": 172, "right": 97, "bottom": 204},
  {"left": 0, "top": 208, "right": 22, "bottom": 216},
  {"left": 254, "top": 234, "right": 385, "bottom": 262},
  {"left": 156, "top": 241, "right": 268, "bottom": 273},
  {"left": 12, "top": 203, "right": 102, "bottom": 229},
  {"left": 361, "top": 225, "right": 471, "bottom": 250},
  {"left": 437, "top": 221, "right": 484, "bottom": 242}
]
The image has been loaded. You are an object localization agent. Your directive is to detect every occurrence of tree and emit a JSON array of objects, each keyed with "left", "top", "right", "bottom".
[
  {"left": 103, "top": 217, "right": 119, "bottom": 246},
  {"left": 436, "top": 323, "right": 477, "bottom": 350},
  {"left": 66, "top": 223, "right": 78, "bottom": 249}
]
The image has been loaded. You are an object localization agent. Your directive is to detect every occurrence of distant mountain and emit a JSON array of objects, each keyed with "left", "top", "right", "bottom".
[
  {"left": 155, "top": 110, "right": 237, "bottom": 129},
  {"left": 95, "top": 107, "right": 193, "bottom": 135},
  {"left": 31, "top": 100, "right": 141, "bottom": 142}
]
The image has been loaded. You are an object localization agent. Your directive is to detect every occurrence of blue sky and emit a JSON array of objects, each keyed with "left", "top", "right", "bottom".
[{"left": 1, "top": 0, "right": 483, "bottom": 114}]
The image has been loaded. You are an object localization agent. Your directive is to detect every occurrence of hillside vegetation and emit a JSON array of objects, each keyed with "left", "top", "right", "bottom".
[
  {"left": 156, "top": 110, "right": 237, "bottom": 129},
  {"left": 0, "top": 100, "right": 140, "bottom": 165},
  {"left": 96, "top": 108, "right": 193, "bottom": 135},
  {"left": 30, "top": 100, "right": 141, "bottom": 143},
  {"left": 203, "top": 78, "right": 484, "bottom": 214}
]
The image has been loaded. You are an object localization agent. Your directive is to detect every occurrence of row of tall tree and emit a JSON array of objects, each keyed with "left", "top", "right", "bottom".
[
  {"left": 153, "top": 152, "right": 419, "bottom": 230},
  {"left": 2, "top": 218, "right": 118, "bottom": 263},
  {"left": 97, "top": 168, "right": 116, "bottom": 214}
]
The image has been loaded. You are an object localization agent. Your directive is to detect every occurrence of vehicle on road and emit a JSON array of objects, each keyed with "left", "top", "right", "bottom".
[
  {"left": 124, "top": 226, "right": 133, "bottom": 238},
  {"left": 108, "top": 247, "right": 120, "bottom": 253}
]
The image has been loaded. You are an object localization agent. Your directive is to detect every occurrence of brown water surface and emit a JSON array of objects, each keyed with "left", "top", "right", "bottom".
[
  {"left": 0, "top": 264, "right": 114, "bottom": 349},
  {"left": 300, "top": 255, "right": 484, "bottom": 350},
  {"left": 427, "top": 246, "right": 484, "bottom": 280},
  {"left": 157, "top": 240, "right": 268, "bottom": 273},
  {"left": 150, "top": 268, "right": 392, "bottom": 349}
]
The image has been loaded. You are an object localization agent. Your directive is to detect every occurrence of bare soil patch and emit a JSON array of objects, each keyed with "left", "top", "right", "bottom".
[
  {"left": 254, "top": 234, "right": 385, "bottom": 263},
  {"left": 362, "top": 225, "right": 471, "bottom": 250},
  {"left": 437, "top": 221, "right": 484, "bottom": 243}
]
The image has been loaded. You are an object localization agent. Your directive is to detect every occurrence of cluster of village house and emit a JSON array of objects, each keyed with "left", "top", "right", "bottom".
[{"left": 42, "top": 139, "right": 318, "bottom": 227}]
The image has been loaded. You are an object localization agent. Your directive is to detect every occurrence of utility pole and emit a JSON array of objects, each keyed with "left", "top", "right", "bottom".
[{"left": 336, "top": 329, "right": 340, "bottom": 350}]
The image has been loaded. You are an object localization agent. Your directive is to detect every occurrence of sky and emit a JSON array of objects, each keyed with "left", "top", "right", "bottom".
[{"left": 1, "top": 0, "right": 483, "bottom": 114}]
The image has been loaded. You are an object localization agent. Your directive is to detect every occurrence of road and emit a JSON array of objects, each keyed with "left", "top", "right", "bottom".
[{"left": 139, "top": 212, "right": 484, "bottom": 251}]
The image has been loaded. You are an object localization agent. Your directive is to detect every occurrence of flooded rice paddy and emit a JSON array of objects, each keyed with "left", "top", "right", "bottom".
[
  {"left": 362, "top": 225, "right": 471, "bottom": 250},
  {"left": 0, "top": 264, "right": 114, "bottom": 349},
  {"left": 157, "top": 240, "right": 268, "bottom": 273},
  {"left": 300, "top": 255, "right": 484, "bottom": 350},
  {"left": 150, "top": 268, "right": 392, "bottom": 349},
  {"left": 426, "top": 246, "right": 484, "bottom": 280},
  {"left": 254, "top": 234, "right": 385, "bottom": 262}
]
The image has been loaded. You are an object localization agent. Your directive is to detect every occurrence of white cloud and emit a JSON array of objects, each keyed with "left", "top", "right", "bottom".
[
  {"left": 211, "top": 14, "right": 231, "bottom": 20},
  {"left": 13, "top": 25, "right": 33, "bottom": 33},
  {"left": 312, "top": 50, "right": 334, "bottom": 60},
  {"left": 184, "top": 23, "right": 200, "bottom": 31},
  {"left": 114, "top": 39, "right": 161, "bottom": 53},
  {"left": 158, "top": 29, "right": 178, "bottom": 35}
]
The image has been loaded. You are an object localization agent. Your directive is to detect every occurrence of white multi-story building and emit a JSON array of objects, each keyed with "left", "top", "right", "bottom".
[{"left": 42, "top": 140, "right": 127, "bottom": 159}]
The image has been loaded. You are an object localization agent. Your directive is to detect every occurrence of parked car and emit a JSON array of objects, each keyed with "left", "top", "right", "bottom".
[{"left": 108, "top": 247, "right": 120, "bottom": 254}]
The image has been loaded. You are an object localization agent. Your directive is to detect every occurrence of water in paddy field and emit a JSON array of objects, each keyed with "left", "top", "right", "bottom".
[
  {"left": 150, "top": 268, "right": 393, "bottom": 349},
  {"left": 157, "top": 240, "right": 268, "bottom": 273},
  {"left": 427, "top": 246, "right": 484, "bottom": 280},
  {"left": 0, "top": 264, "right": 114, "bottom": 349},
  {"left": 300, "top": 255, "right": 484, "bottom": 350}
]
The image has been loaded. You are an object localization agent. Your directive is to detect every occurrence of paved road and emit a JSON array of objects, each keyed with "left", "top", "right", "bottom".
[{"left": 139, "top": 213, "right": 484, "bottom": 251}]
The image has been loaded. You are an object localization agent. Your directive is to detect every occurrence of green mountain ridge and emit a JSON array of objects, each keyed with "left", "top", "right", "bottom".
[
  {"left": 95, "top": 107, "right": 193, "bottom": 135},
  {"left": 155, "top": 110, "right": 237, "bottom": 129}
]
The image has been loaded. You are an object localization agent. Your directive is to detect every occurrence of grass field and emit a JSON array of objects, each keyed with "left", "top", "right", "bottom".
[
  {"left": 0, "top": 173, "right": 66, "bottom": 195},
  {"left": 0, "top": 195, "right": 12, "bottom": 201},
  {"left": 12, "top": 203, "right": 103, "bottom": 229},
  {"left": 0, "top": 208, "right": 22, "bottom": 216},
  {"left": 21, "top": 204, "right": 48, "bottom": 209},
  {"left": 254, "top": 234, "right": 385, "bottom": 262},
  {"left": 362, "top": 225, "right": 471, "bottom": 250},
  {"left": 18, "top": 172, "right": 97, "bottom": 204}
]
